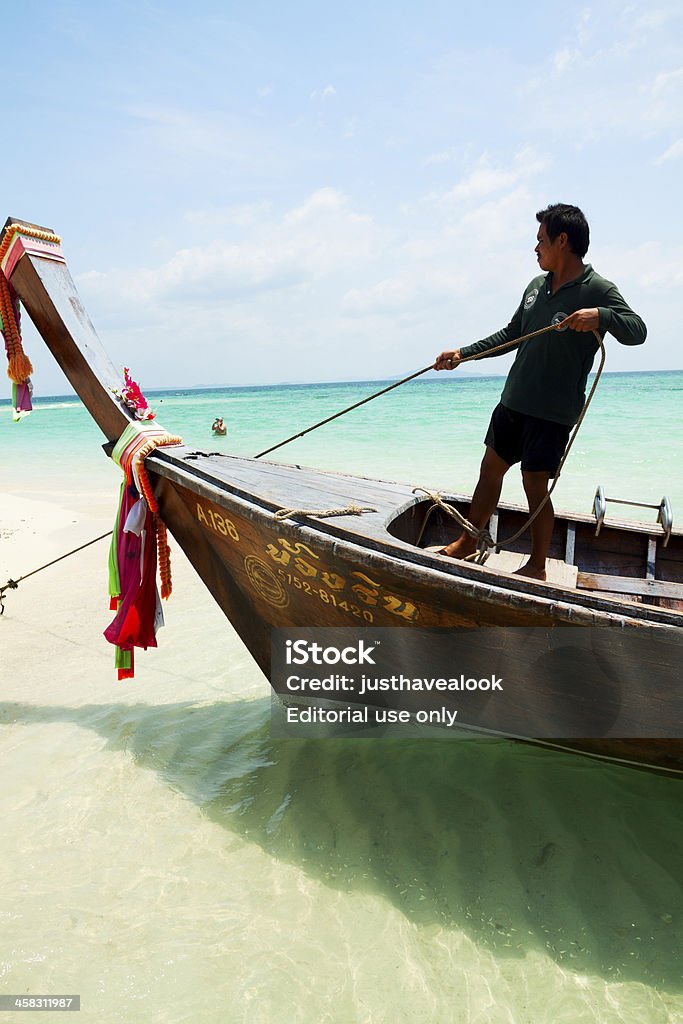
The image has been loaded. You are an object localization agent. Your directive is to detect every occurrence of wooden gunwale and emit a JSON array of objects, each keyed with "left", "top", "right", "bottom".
[
  {"left": 148, "top": 448, "right": 683, "bottom": 629},
  {"left": 4, "top": 219, "right": 682, "bottom": 774}
]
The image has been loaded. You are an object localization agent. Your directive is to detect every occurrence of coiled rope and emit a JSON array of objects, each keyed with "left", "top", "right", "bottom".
[
  {"left": 274, "top": 503, "right": 377, "bottom": 521},
  {"left": 411, "top": 489, "right": 495, "bottom": 563}
]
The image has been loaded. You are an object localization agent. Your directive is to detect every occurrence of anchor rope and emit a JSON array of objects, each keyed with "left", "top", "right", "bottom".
[
  {"left": 1, "top": 320, "right": 604, "bottom": 599},
  {"left": 255, "top": 322, "right": 606, "bottom": 554},
  {"left": 253, "top": 320, "right": 595, "bottom": 460},
  {"left": 0, "top": 531, "right": 112, "bottom": 614}
]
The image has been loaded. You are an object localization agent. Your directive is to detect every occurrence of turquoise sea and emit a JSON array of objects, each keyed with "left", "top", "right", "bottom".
[
  {"left": 4, "top": 368, "right": 683, "bottom": 515},
  {"left": 1, "top": 369, "right": 682, "bottom": 1023}
]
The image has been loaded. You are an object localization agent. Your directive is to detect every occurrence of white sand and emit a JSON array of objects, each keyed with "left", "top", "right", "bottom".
[{"left": 0, "top": 489, "right": 263, "bottom": 701}]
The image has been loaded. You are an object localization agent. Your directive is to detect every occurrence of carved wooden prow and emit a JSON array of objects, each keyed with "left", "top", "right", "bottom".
[{"left": 1, "top": 218, "right": 132, "bottom": 442}]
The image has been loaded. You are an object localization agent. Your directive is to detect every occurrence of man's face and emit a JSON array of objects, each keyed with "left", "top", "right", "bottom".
[{"left": 535, "top": 222, "right": 566, "bottom": 272}]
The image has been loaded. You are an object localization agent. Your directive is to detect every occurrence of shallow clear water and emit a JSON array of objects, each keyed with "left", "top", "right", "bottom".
[{"left": 1, "top": 371, "right": 682, "bottom": 1023}]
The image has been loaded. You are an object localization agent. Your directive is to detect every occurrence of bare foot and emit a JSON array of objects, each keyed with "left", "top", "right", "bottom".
[
  {"left": 513, "top": 562, "right": 546, "bottom": 581},
  {"left": 441, "top": 536, "right": 478, "bottom": 559}
]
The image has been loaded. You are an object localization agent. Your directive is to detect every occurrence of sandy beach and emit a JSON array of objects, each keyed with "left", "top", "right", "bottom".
[{"left": 0, "top": 489, "right": 255, "bottom": 703}]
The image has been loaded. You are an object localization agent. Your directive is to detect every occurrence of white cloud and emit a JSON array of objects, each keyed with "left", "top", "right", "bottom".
[
  {"left": 651, "top": 66, "right": 683, "bottom": 96},
  {"left": 283, "top": 187, "right": 347, "bottom": 223},
  {"left": 182, "top": 201, "right": 273, "bottom": 229},
  {"left": 518, "top": 5, "right": 683, "bottom": 140},
  {"left": 438, "top": 148, "right": 550, "bottom": 205},
  {"left": 121, "top": 103, "right": 277, "bottom": 170},
  {"left": 342, "top": 277, "right": 419, "bottom": 316},
  {"left": 72, "top": 182, "right": 540, "bottom": 387},
  {"left": 341, "top": 267, "right": 474, "bottom": 318},
  {"left": 79, "top": 189, "right": 381, "bottom": 315},
  {"left": 423, "top": 150, "right": 455, "bottom": 166},
  {"left": 343, "top": 117, "right": 360, "bottom": 139},
  {"left": 75, "top": 269, "right": 106, "bottom": 284},
  {"left": 553, "top": 48, "right": 581, "bottom": 73},
  {"left": 654, "top": 138, "right": 683, "bottom": 163},
  {"left": 576, "top": 7, "right": 593, "bottom": 45},
  {"left": 631, "top": 7, "right": 672, "bottom": 33},
  {"left": 637, "top": 249, "right": 683, "bottom": 288},
  {"left": 310, "top": 85, "right": 337, "bottom": 101}
]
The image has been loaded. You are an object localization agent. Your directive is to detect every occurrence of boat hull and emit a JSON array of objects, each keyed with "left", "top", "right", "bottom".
[
  {"left": 149, "top": 463, "right": 683, "bottom": 775},
  {"left": 4, "top": 217, "right": 682, "bottom": 775}
]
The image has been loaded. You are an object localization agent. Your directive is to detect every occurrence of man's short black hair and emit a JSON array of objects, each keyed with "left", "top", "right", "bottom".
[{"left": 536, "top": 204, "right": 590, "bottom": 258}]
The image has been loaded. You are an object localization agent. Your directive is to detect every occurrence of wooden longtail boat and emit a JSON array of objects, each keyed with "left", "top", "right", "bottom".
[{"left": 4, "top": 218, "right": 683, "bottom": 774}]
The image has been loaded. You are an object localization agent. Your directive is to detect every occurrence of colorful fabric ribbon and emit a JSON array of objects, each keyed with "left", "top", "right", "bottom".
[
  {"left": 105, "top": 420, "right": 182, "bottom": 679},
  {"left": 0, "top": 271, "right": 33, "bottom": 420}
]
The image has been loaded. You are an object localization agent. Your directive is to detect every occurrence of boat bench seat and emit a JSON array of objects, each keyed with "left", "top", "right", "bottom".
[
  {"left": 484, "top": 551, "right": 579, "bottom": 588},
  {"left": 576, "top": 572, "right": 683, "bottom": 600}
]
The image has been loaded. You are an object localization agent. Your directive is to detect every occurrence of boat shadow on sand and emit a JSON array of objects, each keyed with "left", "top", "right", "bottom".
[{"left": 1, "top": 697, "right": 682, "bottom": 992}]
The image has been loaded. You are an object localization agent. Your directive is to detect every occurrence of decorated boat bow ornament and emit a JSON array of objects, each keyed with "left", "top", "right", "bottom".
[
  {"left": 105, "top": 412, "right": 182, "bottom": 679},
  {"left": 112, "top": 367, "right": 157, "bottom": 421},
  {"left": 0, "top": 222, "right": 62, "bottom": 419},
  {"left": 0, "top": 222, "right": 63, "bottom": 419}
]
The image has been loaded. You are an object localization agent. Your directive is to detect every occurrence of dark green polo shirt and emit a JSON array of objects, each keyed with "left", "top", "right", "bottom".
[{"left": 459, "top": 265, "right": 647, "bottom": 425}]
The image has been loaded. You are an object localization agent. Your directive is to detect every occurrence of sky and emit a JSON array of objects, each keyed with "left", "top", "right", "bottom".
[{"left": 4, "top": 0, "right": 683, "bottom": 394}]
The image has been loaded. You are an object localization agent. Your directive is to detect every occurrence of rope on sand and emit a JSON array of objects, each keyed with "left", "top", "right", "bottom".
[{"left": 0, "top": 531, "right": 112, "bottom": 614}]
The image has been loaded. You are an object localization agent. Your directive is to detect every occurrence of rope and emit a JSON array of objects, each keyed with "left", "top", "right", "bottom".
[
  {"left": 0, "top": 530, "right": 112, "bottom": 614},
  {"left": 495, "top": 329, "right": 605, "bottom": 550},
  {"left": 253, "top": 320, "right": 586, "bottom": 460},
  {"left": 254, "top": 319, "right": 606, "bottom": 555},
  {"left": 412, "top": 329, "right": 606, "bottom": 558},
  {"left": 0, "top": 319, "right": 602, "bottom": 610},
  {"left": 412, "top": 489, "right": 493, "bottom": 563},
  {"left": 274, "top": 503, "right": 377, "bottom": 521},
  {"left": 254, "top": 368, "right": 430, "bottom": 459}
]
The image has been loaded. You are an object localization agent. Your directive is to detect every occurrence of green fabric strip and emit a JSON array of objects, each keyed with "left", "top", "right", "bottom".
[{"left": 107, "top": 480, "right": 125, "bottom": 598}]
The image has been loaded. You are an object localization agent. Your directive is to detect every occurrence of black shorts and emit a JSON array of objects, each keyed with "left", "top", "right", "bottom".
[{"left": 484, "top": 403, "right": 571, "bottom": 476}]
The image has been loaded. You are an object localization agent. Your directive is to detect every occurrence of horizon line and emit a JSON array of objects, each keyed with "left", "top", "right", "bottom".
[{"left": 1, "top": 366, "right": 681, "bottom": 406}]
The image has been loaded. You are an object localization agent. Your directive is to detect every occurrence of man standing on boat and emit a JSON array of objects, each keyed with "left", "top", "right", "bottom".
[{"left": 434, "top": 203, "right": 646, "bottom": 580}]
